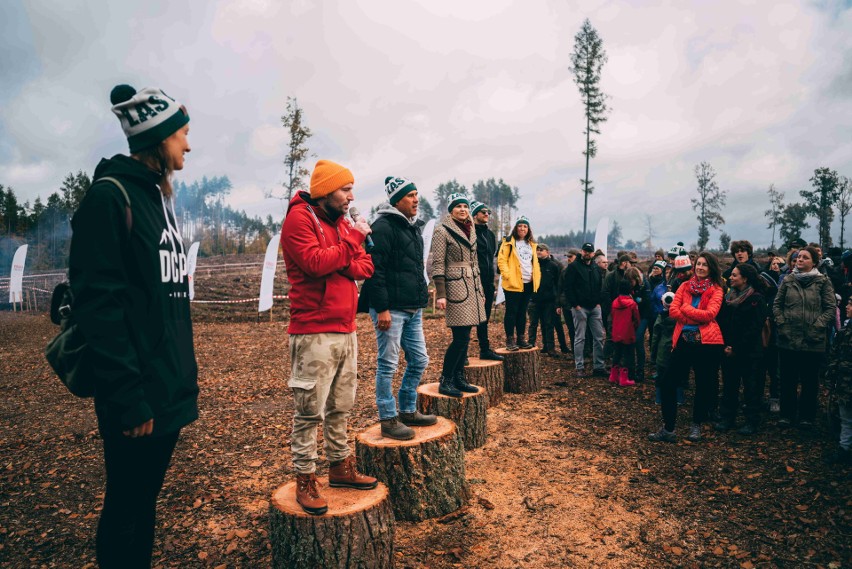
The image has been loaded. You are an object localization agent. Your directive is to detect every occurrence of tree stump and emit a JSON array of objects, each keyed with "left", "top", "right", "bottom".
[
  {"left": 269, "top": 478, "right": 395, "bottom": 569},
  {"left": 463, "top": 357, "right": 504, "bottom": 407},
  {"left": 356, "top": 417, "right": 469, "bottom": 521},
  {"left": 494, "top": 346, "right": 541, "bottom": 393},
  {"left": 417, "top": 382, "right": 487, "bottom": 450}
]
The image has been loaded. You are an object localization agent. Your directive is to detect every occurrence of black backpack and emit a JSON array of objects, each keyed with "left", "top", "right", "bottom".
[{"left": 45, "top": 177, "right": 132, "bottom": 397}]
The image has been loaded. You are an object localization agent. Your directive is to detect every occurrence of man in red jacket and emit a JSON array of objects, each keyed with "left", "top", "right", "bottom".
[{"left": 280, "top": 159, "right": 378, "bottom": 515}]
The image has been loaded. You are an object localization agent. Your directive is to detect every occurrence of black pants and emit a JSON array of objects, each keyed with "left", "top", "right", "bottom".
[
  {"left": 778, "top": 348, "right": 821, "bottom": 423},
  {"left": 613, "top": 342, "right": 635, "bottom": 376},
  {"left": 561, "top": 305, "right": 575, "bottom": 348},
  {"left": 442, "top": 325, "right": 472, "bottom": 377},
  {"left": 720, "top": 353, "right": 763, "bottom": 426},
  {"left": 475, "top": 285, "right": 495, "bottom": 353},
  {"left": 763, "top": 343, "right": 779, "bottom": 399},
  {"left": 97, "top": 430, "right": 180, "bottom": 569},
  {"left": 503, "top": 282, "right": 533, "bottom": 339},
  {"left": 660, "top": 340, "right": 722, "bottom": 432}
]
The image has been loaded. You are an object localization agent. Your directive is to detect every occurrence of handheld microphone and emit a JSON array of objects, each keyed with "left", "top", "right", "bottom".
[{"left": 348, "top": 207, "right": 374, "bottom": 248}]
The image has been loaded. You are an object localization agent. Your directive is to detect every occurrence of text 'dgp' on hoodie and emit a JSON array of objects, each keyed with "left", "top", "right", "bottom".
[{"left": 69, "top": 154, "right": 198, "bottom": 436}]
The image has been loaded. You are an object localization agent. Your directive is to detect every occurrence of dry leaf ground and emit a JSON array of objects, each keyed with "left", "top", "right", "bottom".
[{"left": 1, "top": 309, "right": 850, "bottom": 568}]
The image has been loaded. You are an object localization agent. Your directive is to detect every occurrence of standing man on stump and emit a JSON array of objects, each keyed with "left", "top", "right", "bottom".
[
  {"left": 358, "top": 176, "right": 437, "bottom": 441},
  {"left": 470, "top": 201, "right": 504, "bottom": 361},
  {"left": 280, "top": 159, "right": 378, "bottom": 515}
]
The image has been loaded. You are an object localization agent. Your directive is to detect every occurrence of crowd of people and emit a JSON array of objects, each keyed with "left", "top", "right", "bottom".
[{"left": 62, "top": 83, "right": 852, "bottom": 564}]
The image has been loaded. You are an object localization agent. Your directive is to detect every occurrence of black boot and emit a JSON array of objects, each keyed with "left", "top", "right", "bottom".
[
  {"left": 505, "top": 334, "right": 519, "bottom": 351},
  {"left": 453, "top": 371, "right": 479, "bottom": 393},
  {"left": 480, "top": 349, "right": 504, "bottom": 361},
  {"left": 438, "top": 374, "right": 463, "bottom": 398}
]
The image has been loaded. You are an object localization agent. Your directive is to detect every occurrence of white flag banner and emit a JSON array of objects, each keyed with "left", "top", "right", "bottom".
[
  {"left": 258, "top": 233, "right": 280, "bottom": 312},
  {"left": 186, "top": 242, "right": 200, "bottom": 301},
  {"left": 421, "top": 218, "right": 436, "bottom": 283},
  {"left": 594, "top": 217, "right": 609, "bottom": 261},
  {"left": 495, "top": 275, "right": 505, "bottom": 305},
  {"left": 8, "top": 244, "right": 27, "bottom": 303}
]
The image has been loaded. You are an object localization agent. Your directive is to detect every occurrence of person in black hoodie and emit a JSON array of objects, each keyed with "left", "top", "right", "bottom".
[
  {"left": 528, "top": 243, "right": 563, "bottom": 355},
  {"left": 68, "top": 85, "right": 199, "bottom": 568},
  {"left": 722, "top": 240, "right": 762, "bottom": 282},
  {"left": 470, "top": 201, "right": 503, "bottom": 360},
  {"left": 563, "top": 243, "right": 606, "bottom": 375}
]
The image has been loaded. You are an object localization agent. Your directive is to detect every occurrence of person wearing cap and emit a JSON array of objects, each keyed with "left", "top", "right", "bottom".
[
  {"left": 563, "top": 243, "right": 607, "bottom": 375},
  {"left": 558, "top": 249, "right": 581, "bottom": 353},
  {"left": 357, "top": 177, "right": 437, "bottom": 441},
  {"left": 497, "top": 216, "right": 541, "bottom": 351},
  {"left": 430, "top": 193, "right": 487, "bottom": 397},
  {"left": 470, "top": 201, "right": 504, "bottom": 361},
  {"left": 67, "top": 84, "right": 198, "bottom": 567},
  {"left": 280, "top": 159, "right": 378, "bottom": 515},
  {"left": 528, "top": 243, "right": 565, "bottom": 356}
]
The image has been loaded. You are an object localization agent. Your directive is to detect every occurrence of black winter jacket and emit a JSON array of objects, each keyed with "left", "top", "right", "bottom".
[
  {"left": 718, "top": 290, "right": 768, "bottom": 359},
  {"left": 69, "top": 155, "right": 199, "bottom": 436},
  {"left": 562, "top": 258, "right": 603, "bottom": 309},
  {"left": 475, "top": 223, "right": 497, "bottom": 292},
  {"left": 535, "top": 256, "right": 562, "bottom": 304},
  {"left": 357, "top": 204, "right": 428, "bottom": 313}
]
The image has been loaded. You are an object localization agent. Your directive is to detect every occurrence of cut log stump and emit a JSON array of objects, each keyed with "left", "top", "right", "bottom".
[
  {"left": 494, "top": 346, "right": 541, "bottom": 393},
  {"left": 269, "top": 478, "right": 394, "bottom": 569},
  {"left": 463, "top": 357, "right": 504, "bottom": 407},
  {"left": 417, "top": 382, "right": 487, "bottom": 450},
  {"left": 356, "top": 417, "right": 469, "bottom": 521}
]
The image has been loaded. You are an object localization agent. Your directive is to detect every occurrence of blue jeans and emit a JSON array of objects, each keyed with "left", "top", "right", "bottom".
[
  {"left": 571, "top": 306, "right": 605, "bottom": 371},
  {"left": 370, "top": 308, "right": 429, "bottom": 420}
]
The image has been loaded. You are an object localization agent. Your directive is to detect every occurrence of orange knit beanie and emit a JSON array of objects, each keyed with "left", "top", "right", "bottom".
[{"left": 310, "top": 159, "right": 354, "bottom": 199}]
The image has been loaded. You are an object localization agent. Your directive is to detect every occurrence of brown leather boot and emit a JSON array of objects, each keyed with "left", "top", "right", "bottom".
[
  {"left": 328, "top": 456, "right": 378, "bottom": 490},
  {"left": 295, "top": 473, "right": 327, "bottom": 515}
]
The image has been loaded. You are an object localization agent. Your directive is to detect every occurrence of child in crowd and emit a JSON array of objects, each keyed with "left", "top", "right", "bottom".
[{"left": 610, "top": 280, "right": 640, "bottom": 387}]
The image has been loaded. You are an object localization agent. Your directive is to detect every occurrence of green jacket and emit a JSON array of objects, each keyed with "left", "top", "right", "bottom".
[
  {"left": 827, "top": 324, "right": 852, "bottom": 406},
  {"left": 69, "top": 155, "right": 199, "bottom": 436},
  {"left": 772, "top": 272, "right": 835, "bottom": 353}
]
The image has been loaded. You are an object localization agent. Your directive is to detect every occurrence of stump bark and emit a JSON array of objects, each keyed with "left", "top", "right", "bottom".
[
  {"left": 356, "top": 417, "right": 469, "bottom": 521},
  {"left": 494, "top": 346, "right": 541, "bottom": 393},
  {"left": 417, "top": 382, "right": 487, "bottom": 450},
  {"left": 269, "top": 478, "right": 394, "bottom": 569},
  {"left": 463, "top": 357, "right": 504, "bottom": 407}
]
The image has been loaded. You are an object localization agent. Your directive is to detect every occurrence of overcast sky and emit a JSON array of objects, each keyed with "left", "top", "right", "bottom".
[{"left": 2, "top": 0, "right": 851, "bottom": 250}]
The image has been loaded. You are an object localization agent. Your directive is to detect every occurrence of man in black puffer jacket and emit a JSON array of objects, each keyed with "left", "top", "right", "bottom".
[
  {"left": 470, "top": 201, "right": 503, "bottom": 361},
  {"left": 358, "top": 177, "right": 436, "bottom": 440}
]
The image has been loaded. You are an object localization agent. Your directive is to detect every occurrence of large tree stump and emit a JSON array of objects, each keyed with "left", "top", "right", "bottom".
[
  {"left": 463, "top": 357, "right": 504, "bottom": 407},
  {"left": 269, "top": 478, "right": 394, "bottom": 569},
  {"left": 494, "top": 346, "right": 541, "bottom": 393},
  {"left": 417, "top": 382, "right": 487, "bottom": 450},
  {"left": 356, "top": 417, "right": 469, "bottom": 521}
]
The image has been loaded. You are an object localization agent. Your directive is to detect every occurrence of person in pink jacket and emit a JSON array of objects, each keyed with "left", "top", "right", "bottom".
[{"left": 649, "top": 252, "right": 725, "bottom": 443}]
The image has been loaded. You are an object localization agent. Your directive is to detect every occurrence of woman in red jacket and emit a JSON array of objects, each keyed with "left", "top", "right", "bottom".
[{"left": 649, "top": 252, "right": 725, "bottom": 443}]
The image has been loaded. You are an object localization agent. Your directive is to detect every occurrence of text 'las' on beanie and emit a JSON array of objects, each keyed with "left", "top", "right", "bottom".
[
  {"left": 110, "top": 84, "right": 189, "bottom": 154},
  {"left": 385, "top": 176, "right": 416, "bottom": 205},
  {"left": 447, "top": 192, "right": 469, "bottom": 212},
  {"left": 310, "top": 160, "right": 354, "bottom": 199}
]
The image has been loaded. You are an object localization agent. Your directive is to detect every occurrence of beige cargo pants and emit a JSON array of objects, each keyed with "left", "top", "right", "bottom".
[{"left": 289, "top": 332, "right": 358, "bottom": 474}]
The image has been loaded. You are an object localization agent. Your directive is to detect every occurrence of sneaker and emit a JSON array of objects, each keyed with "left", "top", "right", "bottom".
[
  {"left": 518, "top": 339, "right": 534, "bottom": 349},
  {"left": 737, "top": 423, "right": 758, "bottom": 436},
  {"left": 505, "top": 338, "right": 519, "bottom": 352},
  {"left": 480, "top": 349, "right": 505, "bottom": 361},
  {"left": 768, "top": 398, "right": 780, "bottom": 413},
  {"left": 686, "top": 424, "right": 701, "bottom": 442},
  {"left": 648, "top": 427, "right": 677, "bottom": 443},
  {"left": 380, "top": 417, "right": 415, "bottom": 440},
  {"left": 777, "top": 417, "right": 792, "bottom": 427},
  {"left": 438, "top": 374, "right": 463, "bottom": 398}
]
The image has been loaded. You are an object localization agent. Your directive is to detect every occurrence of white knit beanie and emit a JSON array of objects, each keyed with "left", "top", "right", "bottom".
[{"left": 110, "top": 84, "right": 189, "bottom": 153}]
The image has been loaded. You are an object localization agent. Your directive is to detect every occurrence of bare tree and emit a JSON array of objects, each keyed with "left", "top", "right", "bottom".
[
  {"left": 837, "top": 176, "right": 851, "bottom": 249},
  {"left": 691, "top": 161, "right": 727, "bottom": 251},
  {"left": 764, "top": 184, "right": 784, "bottom": 250},
  {"left": 642, "top": 213, "right": 656, "bottom": 251},
  {"left": 266, "top": 97, "right": 315, "bottom": 209}
]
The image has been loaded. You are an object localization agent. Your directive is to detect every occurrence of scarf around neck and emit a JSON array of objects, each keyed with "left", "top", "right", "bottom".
[
  {"left": 725, "top": 285, "right": 754, "bottom": 307},
  {"left": 687, "top": 276, "right": 714, "bottom": 297},
  {"left": 792, "top": 267, "right": 821, "bottom": 287}
]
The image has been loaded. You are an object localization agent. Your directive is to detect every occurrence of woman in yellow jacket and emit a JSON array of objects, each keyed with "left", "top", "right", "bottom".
[{"left": 497, "top": 216, "right": 541, "bottom": 350}]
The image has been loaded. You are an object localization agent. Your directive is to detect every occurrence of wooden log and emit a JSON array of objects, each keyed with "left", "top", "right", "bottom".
[
  {"left": 493, "top": 346, "right": 541, "bottom": 394},
  {"left": 417, "top": 382, "right": 487, "bottom": 450},
  {"left": 356, "top": 417, "right": 469, "bottom": 521},
  {"left": 463, "top": 357, "right": 504, "bottom": 407},
  {"left": 269, "top": 478, "right": 395, "bottom": 569}
]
